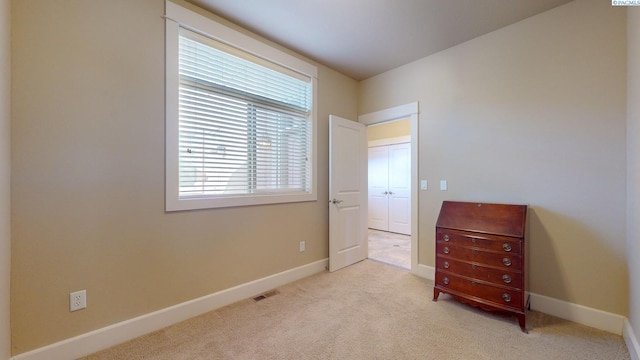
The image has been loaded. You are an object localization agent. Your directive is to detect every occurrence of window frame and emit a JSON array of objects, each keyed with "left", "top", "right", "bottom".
[{"left": 165, "top": 1, "right": 318, "bottom": 211}]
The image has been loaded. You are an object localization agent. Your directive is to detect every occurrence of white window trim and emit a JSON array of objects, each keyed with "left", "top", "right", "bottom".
[{"left": 165, "top": 0, "right": 318, "bottom": 211}]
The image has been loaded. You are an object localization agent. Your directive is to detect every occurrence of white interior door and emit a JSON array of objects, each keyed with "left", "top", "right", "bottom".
[
  {"left": 387, "top": 143, "right": 411, "bottom": 235},
  {"left": 368, "top": 146, "right": 389, "bottom": 231},
  {"left": 329, "top": 115, "right": 367, "bottom": 272}
]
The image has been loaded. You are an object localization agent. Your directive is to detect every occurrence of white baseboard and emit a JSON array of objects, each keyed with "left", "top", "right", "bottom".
[
  {"left": 416, "top": 263, "right": 434, "bottom": 280},
  {"left": 415, "top": 265, "right": 627, "bottom": 336},
  {"left": 12, "top": 259, "right": 634, "bottom": 359},
  {"left": 11, "top": 259, "right": 329, "bottom": 360},
  {"left": 527, "top": 292, "right": 625, "bottom": 335},
  {"left": 624, "top": 319, "right": 640, "bottom": 360}
]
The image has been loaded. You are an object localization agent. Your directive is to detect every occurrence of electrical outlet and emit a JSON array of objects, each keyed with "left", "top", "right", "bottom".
[
  {"left": 299, "top": 241, "right": 306, "bottom": 252},
  {"left": 70, "top": 290, "right": 87, "bottom": 312}
]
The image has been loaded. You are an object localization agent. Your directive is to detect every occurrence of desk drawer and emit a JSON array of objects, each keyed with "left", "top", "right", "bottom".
[
  {"left": 435, "top": 257, "right": 522, "bottom": 289},
  {"left": 435, "top": 271, "right": 523, "bottom": 310},
  {"left": 437, "top": 230, "right": 521, "bottom": 255},
  {"left": 436, "top": 243, "right": 522, "bottom": 269}
]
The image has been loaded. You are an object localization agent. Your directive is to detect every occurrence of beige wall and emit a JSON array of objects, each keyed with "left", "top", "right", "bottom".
[
  {"left": 367, "top": 119, "right": 410, "bottom": 142},
  {"left": 8, "top": 0, "right": 636, "bottom": 355},
  {"left": 360, "top": 0, "right": 628, "bottom": 315},
  {"left": 1, "top": 0, "right": 10, "bottom": 358},
  {"left": 628, "top": 6, "right": 640, "bottom": 349},
  {"left": 10, "top": 0, "right": 358, "bottom": 354}
]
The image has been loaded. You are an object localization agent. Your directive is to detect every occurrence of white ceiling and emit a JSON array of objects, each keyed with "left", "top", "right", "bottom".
[{"left": 187, "top": 0, "right": 573, "bottom": 81}]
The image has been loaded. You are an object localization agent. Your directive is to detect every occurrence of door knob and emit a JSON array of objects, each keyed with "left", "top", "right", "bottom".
[{"left": 331, "top": 198, "right": 344, "bottom": 204}]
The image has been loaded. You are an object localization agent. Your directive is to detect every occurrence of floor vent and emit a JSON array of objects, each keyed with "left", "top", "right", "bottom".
[{"left": 253, "top": 290, "right": 279, "bottom": 302}]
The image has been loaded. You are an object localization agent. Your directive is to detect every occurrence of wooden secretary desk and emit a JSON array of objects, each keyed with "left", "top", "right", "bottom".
[{"left": 433, "top": 201, "right": 528, "bottom": 332}]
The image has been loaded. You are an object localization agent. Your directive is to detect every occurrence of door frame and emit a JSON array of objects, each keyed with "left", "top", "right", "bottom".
[{"left": 359, "top": 102, "right": 419, "bottom": 274}]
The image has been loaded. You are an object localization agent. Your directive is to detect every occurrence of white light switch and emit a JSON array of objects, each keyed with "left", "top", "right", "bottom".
[
  {"left": 440, "top": 180, "right": 448, "bottom": 191},
  {"left": 420, "top": 180, "right": 427, "bottom": 190}
]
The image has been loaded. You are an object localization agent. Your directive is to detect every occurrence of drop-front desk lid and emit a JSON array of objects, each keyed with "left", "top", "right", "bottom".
[{"left": 436, "top": 201, "right": 527, "bottom": 238}]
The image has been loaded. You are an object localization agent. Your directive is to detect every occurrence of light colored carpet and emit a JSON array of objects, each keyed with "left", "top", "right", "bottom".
[{"left": 80, "top": 260, "right": 630, "bottom": 360}]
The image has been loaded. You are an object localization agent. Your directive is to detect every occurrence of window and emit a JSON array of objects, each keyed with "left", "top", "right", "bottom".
[{"left": 165, "top": 2, "right": 317, "bottom": 211}]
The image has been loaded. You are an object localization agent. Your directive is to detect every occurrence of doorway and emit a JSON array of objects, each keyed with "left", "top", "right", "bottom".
[
  {"left": 358, "top": 103, "right": 418, "bottom": 273},
  {"left": 368, "top": 229, "right": 411, "bottom": 269},
  {"left": 367, "top": 120, "right": 411, "bottom": 269},
  {"left": 368, "top": 136, "right": 411, "bottom": 235}
]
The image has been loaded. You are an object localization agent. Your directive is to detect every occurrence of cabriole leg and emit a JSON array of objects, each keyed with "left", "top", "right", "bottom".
[
  {"left": 517, "top": 314, "right": 527, "bottom": 333},
  {"left": 432, "top": 288, "right": 440, "bottom": 302}
]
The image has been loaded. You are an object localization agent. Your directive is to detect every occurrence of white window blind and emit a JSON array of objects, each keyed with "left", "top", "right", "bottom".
[{"left": 177, "top": 28, "right": 313, "bottom": 200}]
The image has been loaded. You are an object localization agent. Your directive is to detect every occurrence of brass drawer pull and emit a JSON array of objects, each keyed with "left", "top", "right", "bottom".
[
  {"left": 471, "top": 238, "right": 477, "bottom": 243},
  {"left": 502, "top": 293, "right": 512, "bottom": 303},
  {"left": 443, "top": 277, "right": 450, "bottom": 285},
  {"left": 443, "top": 235, "right": 450, "bottom": 242},
  {"left": 503, "top": 243, "right": 512, "bottom": 252},
  {"left": 502, "top": 274, "right": 512, "bottom": 284},
  {"left": 443, "top": 261, "right": 450, "bottom": 269},
  {"left": 443, "top": 247, "right": 450, "bottom": 254},
  {"left": 502, "top": 258, "right": 512, "bottom": 267},
  {"left": 471, "top": 264, "right": 477, "bottom": 270}
]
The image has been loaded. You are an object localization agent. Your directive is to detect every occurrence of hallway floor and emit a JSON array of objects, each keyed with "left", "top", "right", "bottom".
[{"left": 368, "top": 229, "right": 411, "bottom": 270}]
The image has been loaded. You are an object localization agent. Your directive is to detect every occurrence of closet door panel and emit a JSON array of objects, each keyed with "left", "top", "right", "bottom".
[
  {"left": 388, "top": 143, "right": 411, "bottom": 235},
  {"left": 368, "top": 146, "right": 389, "bottom": 231}
]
